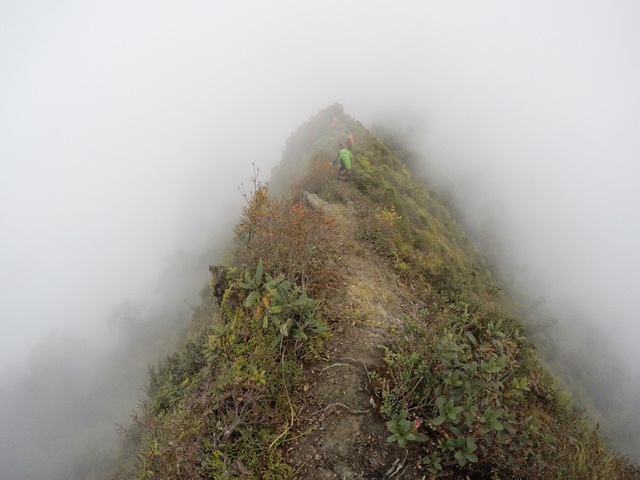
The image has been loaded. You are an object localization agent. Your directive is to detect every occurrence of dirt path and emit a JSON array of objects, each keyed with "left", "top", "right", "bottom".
[{"left": 288, "top": 193, "right": 425, "bottom": 479}]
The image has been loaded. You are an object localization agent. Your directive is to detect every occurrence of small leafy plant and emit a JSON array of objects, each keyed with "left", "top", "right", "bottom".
[
  {"left": 238, "top": 259, "right": 329, "bottom": 349},
  {"left": 386, "top": 410, "right": 428, "bottom": 447}
]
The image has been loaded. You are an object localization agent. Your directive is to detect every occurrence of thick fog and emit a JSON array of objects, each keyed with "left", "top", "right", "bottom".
[{"left": 2, "top": 1, "right": 639, "bottom": 477}]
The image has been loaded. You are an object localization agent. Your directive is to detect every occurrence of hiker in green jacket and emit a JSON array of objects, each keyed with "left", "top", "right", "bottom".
[{"left": 333, "top": 144, "right": 353, "bottom": 179}]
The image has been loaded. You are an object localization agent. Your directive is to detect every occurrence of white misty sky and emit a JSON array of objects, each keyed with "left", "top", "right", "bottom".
[{"left": 1, "top": 1, "right": 639, "bottom": 376}]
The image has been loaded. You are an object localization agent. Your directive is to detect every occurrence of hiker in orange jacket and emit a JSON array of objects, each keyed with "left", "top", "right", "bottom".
[{"left": 346, "top": 133, "right": 354, "bottom": 148}]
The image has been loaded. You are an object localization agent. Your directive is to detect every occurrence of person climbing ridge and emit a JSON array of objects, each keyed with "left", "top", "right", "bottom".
[
  {"left": 330, "top": 116, "right": 338, "bottom": 132},
  {"left": 332, "top": 143, "right": 353, "bottom": 179},
  {"left": 346, "top": 132, "right": 354, "bottom": 148}
]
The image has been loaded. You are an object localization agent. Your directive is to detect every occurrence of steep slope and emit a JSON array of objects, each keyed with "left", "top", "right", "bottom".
[{"left": 125, "top": 105, "right": 639, "bottom": 479}]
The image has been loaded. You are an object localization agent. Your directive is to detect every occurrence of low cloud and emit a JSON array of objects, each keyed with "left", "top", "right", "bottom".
[{"left": 1, "top": 1, "right": 639, "bottom": 476}]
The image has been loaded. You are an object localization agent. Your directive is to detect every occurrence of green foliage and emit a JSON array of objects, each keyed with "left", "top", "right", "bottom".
[
  {"left": 385, "top": 410, "right": 428, "bottom": 447},
  {"left": 376, "top": 306, "right": 637, "bottom": 478},
  {"left": 378, "top": 313, "right": 552, "bottom": 476},
  {"left": 376, "top": 347, "right": 438, "bottom": 417},
  {"left": 424, "top": 319, "right": 548, "bottom": 473},
  {"left": 147, "top": 341, "right": 207, "bottom": 415},
  {"left": 226, "top": 259, "right": 328, "bottom": 354}
]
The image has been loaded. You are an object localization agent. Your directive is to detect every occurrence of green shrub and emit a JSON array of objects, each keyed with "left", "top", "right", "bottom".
[{"left": 377, "top": 313, "right": 560, "bottom": 477}]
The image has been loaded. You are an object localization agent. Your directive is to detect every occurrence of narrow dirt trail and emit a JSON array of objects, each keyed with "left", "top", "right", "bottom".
[{"left": 288, "top": 193, "right": 424, "bottom": 479}]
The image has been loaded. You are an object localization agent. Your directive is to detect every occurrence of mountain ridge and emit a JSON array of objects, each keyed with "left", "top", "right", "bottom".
[{"left": 122, "top": 104, "right": 639, "bottom": 479}]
